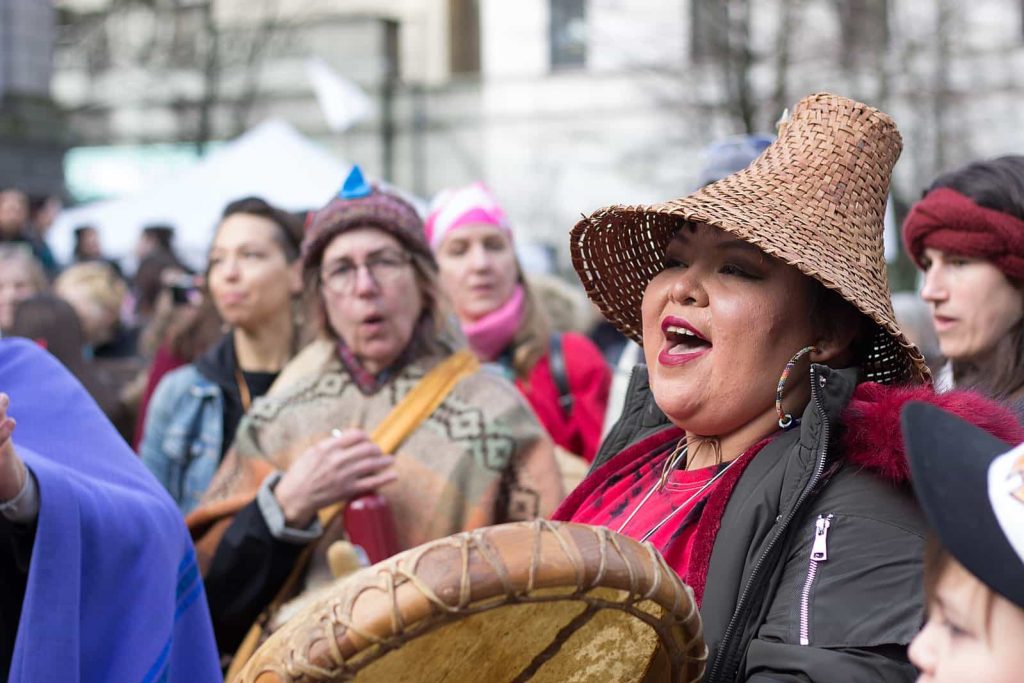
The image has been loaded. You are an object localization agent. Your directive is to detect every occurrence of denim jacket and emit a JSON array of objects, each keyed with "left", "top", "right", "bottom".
[{"left": 140, "top": 364, "right": 224, "bottom": 514}]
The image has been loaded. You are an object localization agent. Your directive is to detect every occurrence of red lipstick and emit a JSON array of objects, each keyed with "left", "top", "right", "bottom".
[
  {"left": 660, "top": 316, "right": 708, "bottom": 340},
  {"left": 658, "top": 316, "right": 711, "bottom": 367}
]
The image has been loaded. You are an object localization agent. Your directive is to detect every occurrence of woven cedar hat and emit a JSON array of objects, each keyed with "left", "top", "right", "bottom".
[{"left": 571, "top": 92, "right": 930, "bottom": 385}]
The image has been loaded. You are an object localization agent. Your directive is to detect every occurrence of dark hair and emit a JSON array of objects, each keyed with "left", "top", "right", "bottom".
[
  {"left": 210, "top": 197, "right": 311, "bottom": 351},
  {"left": 929, "top": 156, "right": 1024, "bottom": 400},
  {"left": 928, "top": 156, "right": 1024, "bottom": 218},
  {"left": 73, "top": 225, "right": 97, "bottom": 259},
  {"left": 134, "top": 252, "right": 183, "bottom": 319},
  {"left": 142, "top": 224, "right": 176, "bottom": 250},
  {"left": 10, "top": 295, "right": 87, "bottom": 368},
  {"left": 219, "top": 196, "right": 303, "bottom": 263},
  {"left": 807, "top": 279, "right": 873, "bottom": 369},
  {"left": 10, "top": 295, "right": 130, "bottom": 433}
]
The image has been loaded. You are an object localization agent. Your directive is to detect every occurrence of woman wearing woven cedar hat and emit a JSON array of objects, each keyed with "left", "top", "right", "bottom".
[
  {"left": 186, "top": 167, "right": 563, "bottom": 664},
  {"left": 902, "top": 156, "right": 1024, "bottom": 410},
  {"left": 552, "top": 93, "right": 1024, "bottom": 682},
  {"left": 428, "top": 182, "right": 611, "bottom": 463}
]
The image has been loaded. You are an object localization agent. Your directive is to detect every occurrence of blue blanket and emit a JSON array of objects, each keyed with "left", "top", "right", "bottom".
[{"left": 2, "top": 339, "right": 220, "bottom": 682}]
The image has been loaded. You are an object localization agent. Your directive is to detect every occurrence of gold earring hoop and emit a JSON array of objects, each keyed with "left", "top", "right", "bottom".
[{"left": 776, "top": 346, "right": 818, "bottom": 429}]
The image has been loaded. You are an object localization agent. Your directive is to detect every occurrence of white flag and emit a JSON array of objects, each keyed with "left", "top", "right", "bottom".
[{"left": 306, "top": 57, "right": 374, "bottom": 132}]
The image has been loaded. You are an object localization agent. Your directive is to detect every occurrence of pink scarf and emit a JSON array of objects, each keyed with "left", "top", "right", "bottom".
[{"left": 462, "top": 285, "right": 525, "bottom": 361}]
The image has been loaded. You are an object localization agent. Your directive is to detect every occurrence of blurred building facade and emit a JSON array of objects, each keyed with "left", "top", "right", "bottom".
[
  {"left": 51, "top": 0, "right": 1024, "bottom": 260},
  {"left": 1, "top": 0, "right": 65, "bottom": 195}
]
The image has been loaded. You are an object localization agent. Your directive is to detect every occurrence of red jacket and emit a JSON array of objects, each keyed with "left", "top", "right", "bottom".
[{"left": 516, "top": 333, "right": 610, "bottom": 462}]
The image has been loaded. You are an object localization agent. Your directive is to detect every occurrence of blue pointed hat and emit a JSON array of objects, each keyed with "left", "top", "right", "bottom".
[{"left": 339, "top": 165, "right": 372, "bottom": 199}]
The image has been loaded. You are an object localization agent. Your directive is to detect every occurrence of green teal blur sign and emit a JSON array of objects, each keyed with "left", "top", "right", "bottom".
[{"left": 64, "top": 143, "right": 221, "bottom": 202}]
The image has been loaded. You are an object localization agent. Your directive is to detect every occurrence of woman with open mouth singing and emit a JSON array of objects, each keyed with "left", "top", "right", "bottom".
[
  {"left": 553, "top": 93, "right": 1024, "bottom": 682},
  {"left": 186, "top": 167, "right": 563, "bottom": 671}
]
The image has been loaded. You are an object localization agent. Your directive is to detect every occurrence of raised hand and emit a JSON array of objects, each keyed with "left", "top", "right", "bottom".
[
  {"left": 0, "top": 392, "right": 25, "bottom": 502},
  {"left": 273, "top": 428, "right": 396, "bottom": 528}
]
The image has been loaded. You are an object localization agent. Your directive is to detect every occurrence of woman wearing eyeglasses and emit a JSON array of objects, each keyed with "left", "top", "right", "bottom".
[{"left": 187, "top": 168, "right": 563, "bottom": 664}]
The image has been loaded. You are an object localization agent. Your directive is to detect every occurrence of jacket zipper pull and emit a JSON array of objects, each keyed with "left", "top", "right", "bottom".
[
  {"left": 799, "top": 514, "right": 834, "bottom": 646},
  {"left": 810, "top": 514, "right": 832, "bottom": 561}
]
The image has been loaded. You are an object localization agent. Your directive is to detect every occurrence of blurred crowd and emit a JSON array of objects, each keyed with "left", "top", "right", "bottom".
[
  {"left": 2, "top": 93, "right": 1024, "bottom": 683},
  {"left": 0, "top": 183, "right": 619, "bottom": 462},
  {"left": 6, "top": 145, "right": 1021, "bottom": 467}
]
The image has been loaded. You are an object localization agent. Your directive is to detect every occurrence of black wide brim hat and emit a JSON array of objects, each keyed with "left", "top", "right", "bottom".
[{"left": 901, "top": 402, "right": 1024, "bottom": 608}]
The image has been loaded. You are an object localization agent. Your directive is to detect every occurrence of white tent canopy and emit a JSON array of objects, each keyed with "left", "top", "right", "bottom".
[{"left": 50, "top": 120, "right": 350, "bottom": 271}]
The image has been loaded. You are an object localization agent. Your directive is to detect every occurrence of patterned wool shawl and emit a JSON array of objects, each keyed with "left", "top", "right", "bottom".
[{"left": 190, "top": 339, "right": 563, "bottom": 589}]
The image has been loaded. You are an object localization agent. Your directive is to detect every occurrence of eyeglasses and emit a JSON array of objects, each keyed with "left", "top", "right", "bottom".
[{"left": 319, "top": 249, "right": 412, "bottom": 294}]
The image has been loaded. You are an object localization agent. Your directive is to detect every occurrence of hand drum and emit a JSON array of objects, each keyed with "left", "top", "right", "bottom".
[{"left": 235, "top": 520, "right": 707, "bottom": 682}]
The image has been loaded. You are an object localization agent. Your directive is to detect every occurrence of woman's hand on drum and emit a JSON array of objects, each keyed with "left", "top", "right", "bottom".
[
  {"left": 274, "top": 428, "right": 397, "bottom": 528},
  {"left": 0, "top": 393, "right": 25, "bottom": 502}
]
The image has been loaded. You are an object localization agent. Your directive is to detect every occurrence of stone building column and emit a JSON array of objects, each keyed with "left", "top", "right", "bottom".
[{"left": 0, "top": 0, "right": 66, "bottom": 196}]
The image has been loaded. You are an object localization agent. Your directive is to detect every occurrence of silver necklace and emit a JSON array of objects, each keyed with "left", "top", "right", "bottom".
[{"left": 615, "top": 443, "right": 742, "bottom": 543}]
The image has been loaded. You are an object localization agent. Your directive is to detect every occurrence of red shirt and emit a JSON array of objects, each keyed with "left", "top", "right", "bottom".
[{"left": 570, "top": 442, "right": 724, "bottom": 580}]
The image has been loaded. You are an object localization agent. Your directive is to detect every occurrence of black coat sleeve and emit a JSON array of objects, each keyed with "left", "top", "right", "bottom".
[
  {"left": 203, "top": 500, "right": 305, "bottom": 655},
  {"left": 0, "top": 516, "right": 36, "bottom": 682},
  {"left": 741, "top": 471, "right": 926, "bottom": 683}
]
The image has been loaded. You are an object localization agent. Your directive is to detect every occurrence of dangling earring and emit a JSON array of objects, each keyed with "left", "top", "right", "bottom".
[{"left": 776, "top": 346, "right": 818, "bottom": 429}]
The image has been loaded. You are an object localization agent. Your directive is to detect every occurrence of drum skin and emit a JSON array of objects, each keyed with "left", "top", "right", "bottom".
[{"left": 235, "top": 520, "right": 707, "bottom": 682}]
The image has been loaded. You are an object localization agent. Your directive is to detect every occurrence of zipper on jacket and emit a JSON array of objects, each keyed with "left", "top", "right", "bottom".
[
  {"left": 799, "top": 513, "right": 833, "bottom": 645},
  {"left": 708, "top": 366, "right": 832, "bottom": 681}
]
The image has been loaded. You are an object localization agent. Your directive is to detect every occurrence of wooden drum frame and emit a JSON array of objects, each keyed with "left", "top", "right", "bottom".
[{"left": 236, "top": 520, "right": 707, "bottom": 682}]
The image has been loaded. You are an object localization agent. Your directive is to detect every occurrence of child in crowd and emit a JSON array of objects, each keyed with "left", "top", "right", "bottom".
[{"left": 901, "top": 402, "right": 1024, "bottom": 683}]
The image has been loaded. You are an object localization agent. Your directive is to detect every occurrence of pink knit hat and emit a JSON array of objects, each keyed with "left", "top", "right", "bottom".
[{"left": 424, "top": 182, "right": 512, "bottom": 250}]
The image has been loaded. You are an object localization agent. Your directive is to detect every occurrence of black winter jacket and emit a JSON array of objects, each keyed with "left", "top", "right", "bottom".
[{"left": 587, "top": 364, "right": 981, "bottom": 682}]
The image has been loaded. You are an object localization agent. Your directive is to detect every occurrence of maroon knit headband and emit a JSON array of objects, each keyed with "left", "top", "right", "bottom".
[{"left": 902, "top": 187, "right": 1024, "bottom": 280}]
